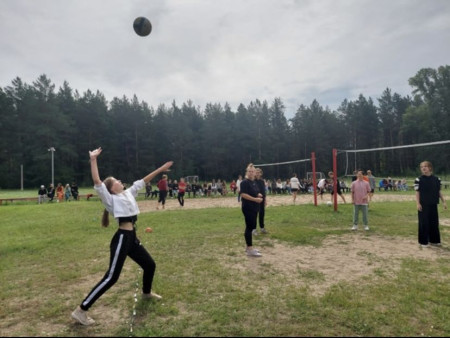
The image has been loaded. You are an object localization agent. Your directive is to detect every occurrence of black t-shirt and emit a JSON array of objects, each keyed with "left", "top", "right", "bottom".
[
  {"left": 240, "top": 179, "right": 260, "bottom": 212},
  {"left": 414, "top": 175, "right": 441, "bottom": 205},
  {"left": 255, "top": 179, "right": 266, "bottom": 198}
]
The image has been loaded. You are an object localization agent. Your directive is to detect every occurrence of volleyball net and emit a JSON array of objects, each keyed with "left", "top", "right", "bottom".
[
  {"left": 336, "top": 140, "right": 450, "bottom": 178},
  {"left": 330, "top": 140, "right": 450, "bottom": 211},
  {"left": 254, "top": 153, "right": 320, "bottom": 206}
]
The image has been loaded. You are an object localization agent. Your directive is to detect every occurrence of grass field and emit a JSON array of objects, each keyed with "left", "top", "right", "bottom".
[{"left": 1, "top": 191, "right": 449, "bottom": 337}]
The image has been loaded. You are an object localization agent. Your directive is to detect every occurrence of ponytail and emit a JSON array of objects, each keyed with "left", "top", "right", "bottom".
[
  {"left": 101, "top": 177, "right": 115, "bottom": 227},
  {"left": 101, "top": 209, "right": 110, "bottom": 227}
]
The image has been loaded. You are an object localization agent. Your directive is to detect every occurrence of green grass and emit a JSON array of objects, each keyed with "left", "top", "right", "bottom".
[{"left": 1, "top": 192, "right": 449, "bottom": 337}]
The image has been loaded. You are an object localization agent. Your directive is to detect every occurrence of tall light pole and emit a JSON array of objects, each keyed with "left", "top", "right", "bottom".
[{"left": 48, "top": 147, "right": 55, "bottom": 186}]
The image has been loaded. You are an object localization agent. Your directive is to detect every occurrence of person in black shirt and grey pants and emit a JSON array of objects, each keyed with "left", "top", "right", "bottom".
[{"left": 414, "top": 161, "right": 447, "bottom": 248}]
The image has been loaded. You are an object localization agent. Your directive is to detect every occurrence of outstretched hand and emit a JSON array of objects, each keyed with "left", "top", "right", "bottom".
[
  {"left": 160, "top": 161, "right": 174, "bottom": 172},
  {"left": 89, "top": 147, "right": 102, "bottom": 160}
]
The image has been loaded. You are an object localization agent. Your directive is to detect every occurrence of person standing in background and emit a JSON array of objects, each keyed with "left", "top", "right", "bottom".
[
  {"left": 157, "top": 174, "right": 169, "bottom": 210},
  {"left": 351, "top": 170, "right": 371, "bottom": 231},
  {"left": 254, "top": 168, "right": 268, "bottom": 235},
  {"left": 290, "top": 173, "right": 301, "bottom": 204},
  {"left": 414, "top": 161, "right": 447, "bottom": 248},
  {"left": 177, "top": 177, "right": 187, "bottom": 207},
  {"left": 240, "top": 164, "right": 263, "bottom": 257},
  {"left": 236, "top": 175, "right": 243, "bottom": 202},
  {"left": 366, "top": 170, "right": 376, "bottom": 202}
]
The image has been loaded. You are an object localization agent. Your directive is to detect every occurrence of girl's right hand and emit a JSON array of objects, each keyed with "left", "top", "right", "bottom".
[{"left": 89, "top": 147, "right": 102, "bottom": 159}]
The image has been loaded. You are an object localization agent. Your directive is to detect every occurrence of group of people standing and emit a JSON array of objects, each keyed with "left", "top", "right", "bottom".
[
  {"left": 38, "top": 182, "right": 79, "bottom": 203},
  {"left": 150, "top": 175, "right": 187, "bottom": 210}
]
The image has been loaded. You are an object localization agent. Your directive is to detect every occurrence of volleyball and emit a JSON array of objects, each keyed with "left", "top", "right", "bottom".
[
  {"left": 133, "top": 17, "right": 152, "bottom": 37},
  {"left": 327, "top": 201, "right": 332, "bottom": 206}
]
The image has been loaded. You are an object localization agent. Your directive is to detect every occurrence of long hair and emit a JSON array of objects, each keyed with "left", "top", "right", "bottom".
[{"left": 101, "top": 177, "right": 115, "bottom": 227}]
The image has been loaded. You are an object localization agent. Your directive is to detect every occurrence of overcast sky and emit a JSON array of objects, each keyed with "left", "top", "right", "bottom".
[{"left": 1, "top": 0, "right": 449, "bottom": 118}]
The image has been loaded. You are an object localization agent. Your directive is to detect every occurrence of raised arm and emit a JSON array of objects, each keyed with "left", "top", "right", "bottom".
[
  {"left": 89, "top": 147, "right": 103, "bottom": 186},
  {"left": 143, "top": 161, "right": 174, "bottom": 183}
]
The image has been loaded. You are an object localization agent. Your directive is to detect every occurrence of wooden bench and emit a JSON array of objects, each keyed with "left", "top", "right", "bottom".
[
  {"left": 0, "top": 194, "right": 97, "bottom": 205},
  {"left": 0, "top": 197, "right": 39, "bottom": 205}
]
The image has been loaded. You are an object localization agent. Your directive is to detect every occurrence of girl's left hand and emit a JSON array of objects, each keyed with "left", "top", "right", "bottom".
[
  {"left": 160, "top": 161, "right": 174, "bottom": 171},
  {"left": 89, "top": 147, "right": 102, "bottom": 159}
]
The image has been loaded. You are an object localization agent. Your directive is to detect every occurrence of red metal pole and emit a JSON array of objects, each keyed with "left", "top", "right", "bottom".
[
  {"left": 333, "top": 148, "right": 338, "bottom": 211},
  {"left": 312, "top": 152, "right": 317, "bottom": 206}
]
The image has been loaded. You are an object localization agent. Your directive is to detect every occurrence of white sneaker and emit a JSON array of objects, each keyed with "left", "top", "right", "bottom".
[
  {"left": 252, "top": 229, "right": 258, "bottom": 236},
  {"left": 245, "top": 248, "right": 260, "bottom": 253},
  {"left": 246, "top": 249, "right": 262, "bottom": 257},
  {"left": 143, "top": 292, "right": 162, "bottom": 300},
  {"left": 71, "top": 307, "right": 95, "bottom": 326},
  {"left": 420, "top": 244, "right": 429, "bottom": 248},
  {"left": 351, "top": 225, "right": 358, "bottom": 231},
  {"left": 364, "top": 226, "right": 369, "bottom": 231},
  {"left": 260, "top": 228, "right": 268, "bottom": 234}
]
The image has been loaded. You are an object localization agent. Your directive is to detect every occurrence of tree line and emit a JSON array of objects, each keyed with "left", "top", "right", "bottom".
[{"left": 0, "top": 65, "right": 449, "bottom": 189}]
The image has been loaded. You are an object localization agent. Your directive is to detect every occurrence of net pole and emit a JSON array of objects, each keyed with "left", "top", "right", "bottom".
[
  {"left": 312, "top": 152, "right": 317, "bottom": 206},
  {"left": 333, "top": 148, "right": 338, "bottom": 211}
]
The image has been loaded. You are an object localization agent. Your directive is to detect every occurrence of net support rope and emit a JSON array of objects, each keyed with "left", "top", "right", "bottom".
[
  {"left": 338, "top": 140, "right": 450, "bottom": 154},
  {"left": 255, "top": 158, "right": 311, "bottom": 167}
]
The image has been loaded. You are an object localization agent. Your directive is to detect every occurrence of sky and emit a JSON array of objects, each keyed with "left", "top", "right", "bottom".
[{"left": 1, "top": 0, "right": 449, "bottom": 118}]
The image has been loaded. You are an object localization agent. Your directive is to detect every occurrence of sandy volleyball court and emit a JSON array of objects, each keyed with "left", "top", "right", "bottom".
[{"left": 138, "top": 192, "right": 418, "bottom": 212}]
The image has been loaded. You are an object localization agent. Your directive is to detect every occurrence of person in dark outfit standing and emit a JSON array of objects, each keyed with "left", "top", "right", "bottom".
[
  {"left": 414, "top": 161, "right": 447, "bottom": 248},
  {"left": 253, "top": 168, "right": 268, "bottom": 235},
  {"left": 240, "top": 163, "right": 263, "bottom": 257}
]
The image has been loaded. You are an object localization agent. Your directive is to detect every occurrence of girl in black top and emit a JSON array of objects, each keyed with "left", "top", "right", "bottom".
[
  {"left": 414, "top": 161, "right": 447, "bottom": 247},
  {"left": 240, "top": 163, "right": 263, "bottom": 257}
]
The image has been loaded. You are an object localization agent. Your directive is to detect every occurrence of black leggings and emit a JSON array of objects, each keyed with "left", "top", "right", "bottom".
[
  {"left": 242, "top": 209, "right": 257, "bottom": 247},
  {"left": 158, "top": 190, "right": 168, "bottom": 205},
  {"left": 80, "top": 229, "right": 156, "bottom": 311},
  {"left": 177, "top": 191, "right": 185, "bottom": 206},
  {"left": 258, "top": 201, "right": 265, "bottom": 229}
]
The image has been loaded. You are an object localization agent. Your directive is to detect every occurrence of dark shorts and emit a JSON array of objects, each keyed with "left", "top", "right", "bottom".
[
  {"left": 291, "top": 188, "right": 298, "bottom": 192},
  {"left": 370, "top": 189, "right": 374, "bottom": 193}
]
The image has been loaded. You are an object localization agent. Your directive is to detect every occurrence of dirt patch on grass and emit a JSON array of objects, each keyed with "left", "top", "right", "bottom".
[{"left": 225, "top": 234, "right": 450, "bottom": 296}]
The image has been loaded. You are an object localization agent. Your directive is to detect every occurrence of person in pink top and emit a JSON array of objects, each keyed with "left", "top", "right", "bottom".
[{"left": 351, "top": 170, "right": 371, "bottom": 231}]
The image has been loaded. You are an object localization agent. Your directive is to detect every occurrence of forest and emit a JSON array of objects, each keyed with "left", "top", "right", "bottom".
[{"left": 0, "top": 65, "right": 449, "bottom": 189}]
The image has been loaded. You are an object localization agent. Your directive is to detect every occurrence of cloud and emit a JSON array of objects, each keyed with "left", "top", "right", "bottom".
[{"left": 1, "top": 0, "right": 449, "bottom": 117}]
